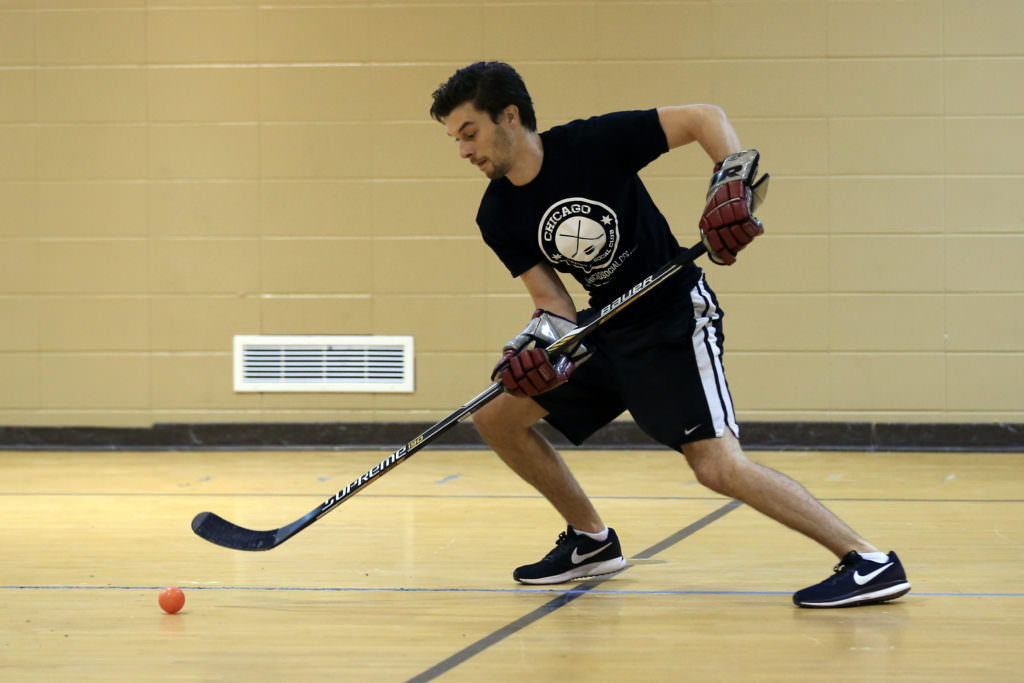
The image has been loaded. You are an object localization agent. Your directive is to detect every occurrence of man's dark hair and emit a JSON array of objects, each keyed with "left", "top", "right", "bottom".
[{"left": 430, "top": 61, "right": 537, "bottom": 132}]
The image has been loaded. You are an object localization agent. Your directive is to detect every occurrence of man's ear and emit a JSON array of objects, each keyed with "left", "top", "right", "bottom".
[{"left": 503, "top": 104, "right": 518, "bottom": 126}]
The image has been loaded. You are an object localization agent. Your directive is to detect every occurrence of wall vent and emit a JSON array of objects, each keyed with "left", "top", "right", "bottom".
[{"left": 233, "top": 335, "right": 414, "bottom": 393}]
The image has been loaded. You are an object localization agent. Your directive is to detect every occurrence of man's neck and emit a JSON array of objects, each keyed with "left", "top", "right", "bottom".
[{"left": 505, "top": 131, "right": 543, "bottom": 186}]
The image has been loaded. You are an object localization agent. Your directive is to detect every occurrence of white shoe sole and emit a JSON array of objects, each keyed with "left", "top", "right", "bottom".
[
  {"left": 515, "top": 556, "right": 627, "bottom": 585},
  {"left": 796, "top": 581, "right": 912, "bottom": 608}
]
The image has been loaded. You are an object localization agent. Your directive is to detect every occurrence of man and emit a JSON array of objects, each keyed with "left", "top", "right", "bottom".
[{"left": 429, "top": 61, "right": 910, "bottom": 608}]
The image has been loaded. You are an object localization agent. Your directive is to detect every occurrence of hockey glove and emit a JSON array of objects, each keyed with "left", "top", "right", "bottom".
[
  {"left": 699, "top": 149, "right": 770, "bottom": 265},
  {"left": 491, "top": 309, "right": 590, "bottom": 398}
]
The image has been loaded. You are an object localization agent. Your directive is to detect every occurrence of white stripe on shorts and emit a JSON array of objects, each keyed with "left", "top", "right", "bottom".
[{"left": 691, "top": 277, "right": 739, "bottom": 438}]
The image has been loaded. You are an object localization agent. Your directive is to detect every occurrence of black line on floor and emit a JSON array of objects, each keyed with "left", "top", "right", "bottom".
[
  {"left": 405, "top": 500, "right": 743, "bottom": 683},
  {"left": 629, "top": 500, "right": 744, "bottom": 559}
]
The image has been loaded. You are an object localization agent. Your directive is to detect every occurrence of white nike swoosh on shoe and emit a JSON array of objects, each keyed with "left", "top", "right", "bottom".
[
  {"left": 853, "top": 562, "right": 894, "bottom": 585},
  {"left": 571, "top": 542, "right": 612, "bottom": 565}
]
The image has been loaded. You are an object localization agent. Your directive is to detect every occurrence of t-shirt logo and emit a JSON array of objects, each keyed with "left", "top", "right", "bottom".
[{"left": 538, "top": 197, "right": 619, "bottom": 273}]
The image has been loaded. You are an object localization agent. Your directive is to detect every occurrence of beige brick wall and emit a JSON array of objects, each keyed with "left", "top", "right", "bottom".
[{"left": 0, "top": 0, "right": 1021, "bottom": 427}]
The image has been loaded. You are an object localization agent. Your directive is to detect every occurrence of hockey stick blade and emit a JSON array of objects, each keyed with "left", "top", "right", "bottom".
[
  {"left": 191, "top": 510, "right": 318, "bottom": 551},
  {"left": 191, "top": 242, "right": 706, "bottom": 552},
  {"left": 191, "top": 382, "right": 504, "bottom": 551}
]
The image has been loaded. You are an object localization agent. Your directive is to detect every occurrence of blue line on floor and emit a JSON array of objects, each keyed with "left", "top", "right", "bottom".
[{"left": 1, "top": 585, "right": 1021, "bottom": 598}]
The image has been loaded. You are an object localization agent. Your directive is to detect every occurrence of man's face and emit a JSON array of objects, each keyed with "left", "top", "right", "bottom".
[{"left": 444, "top": 101, "right": 515, "bottom": 180}]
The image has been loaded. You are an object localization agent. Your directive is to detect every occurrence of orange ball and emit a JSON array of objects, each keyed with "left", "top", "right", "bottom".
[{"left": 158, "top": 587, "right": 185, "bottom": 614}]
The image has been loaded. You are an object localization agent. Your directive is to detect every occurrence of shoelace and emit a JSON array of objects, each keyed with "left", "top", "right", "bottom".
[
  {"left": 832, "top": 552, "right": 860, "bottom": 575},
  {"left": 542, "top": 531, "right": 571, "bottom": 560}
]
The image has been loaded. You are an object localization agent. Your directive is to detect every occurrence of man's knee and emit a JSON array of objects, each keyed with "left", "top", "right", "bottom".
[
  {"left": 683, "top": 434, "right": 746, "bottom": 494},
  {"left": 472, "top": 400, "right": 506, "bottom": 438},
  {"left": 472, "top": 394, "right": 546, "bottom": 442},
  {"left": 689, "top": 455, "right": 732, "bottom": 493}
]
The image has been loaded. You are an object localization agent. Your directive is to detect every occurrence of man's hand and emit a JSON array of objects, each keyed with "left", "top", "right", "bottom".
[
  {"left": 490, "top": 309, "right": 589, "bottom": 397},
  {"left": 493, "top": 347, "right": 575, "bottom": 398},
  {"left": 699, "top": 149, "right": 769, "bottom": 265}
]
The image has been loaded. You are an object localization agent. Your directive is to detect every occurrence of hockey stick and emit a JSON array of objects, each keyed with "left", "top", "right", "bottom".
[{"left": 191, "top": 241, "right": 707, "bottom": 551}]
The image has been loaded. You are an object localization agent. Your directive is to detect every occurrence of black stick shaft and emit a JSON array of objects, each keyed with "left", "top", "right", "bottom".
[
  {"left": 191, "top": 242, "right": 706, "bottom": 551},
  {"left": 317, "top": 382, "right": 503, "bottom": 514}
]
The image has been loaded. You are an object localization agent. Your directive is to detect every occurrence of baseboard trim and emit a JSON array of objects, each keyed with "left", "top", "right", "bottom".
[{"left": 1, "top": 421, "right": 1021, "bottom": 452}]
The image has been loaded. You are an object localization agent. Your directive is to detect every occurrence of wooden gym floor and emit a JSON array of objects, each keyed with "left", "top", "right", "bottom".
[{"left": 2, "top": 447, "right": 1022, "bottom": 681}]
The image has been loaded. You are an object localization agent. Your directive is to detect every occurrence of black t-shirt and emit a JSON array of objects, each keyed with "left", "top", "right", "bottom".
[{"left": 476, "top": 109, "right": 701, "bottom": 321}]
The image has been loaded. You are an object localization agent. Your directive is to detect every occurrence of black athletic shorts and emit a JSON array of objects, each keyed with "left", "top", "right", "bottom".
[{"left": 534, "top": 274, "right": 739, "bottom": 452}]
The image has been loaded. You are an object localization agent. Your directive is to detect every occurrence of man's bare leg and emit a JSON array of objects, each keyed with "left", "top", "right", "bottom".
[
  {"left": 682, "top": 431, "right": 878, "bottom": 558},
  {"left": 472, "top": 393, "right": 605, "bottom": 533}
]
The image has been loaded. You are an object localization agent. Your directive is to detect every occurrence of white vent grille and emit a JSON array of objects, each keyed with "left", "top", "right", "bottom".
[{"left": 233, "top": 335, "right": 414, "bottom": 393}]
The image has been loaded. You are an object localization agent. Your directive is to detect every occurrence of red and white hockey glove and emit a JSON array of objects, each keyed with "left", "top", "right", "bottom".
[
  {"left": 491, "top": 309, "right": 590, "bottom": 398},
  {"left": 699, "top": 149, "right": 770, "bottom": 265},
  {"left": 493, "top": 347, "right": 576, "bottom": 398}
]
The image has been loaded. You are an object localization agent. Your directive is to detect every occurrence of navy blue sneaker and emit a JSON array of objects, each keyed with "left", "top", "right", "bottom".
[
  {"left": 793, "top": 550, "right": 911, "bottom": 608},
  {"left": 513, "top": 526, "right": 626, "bottom": 584}
]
